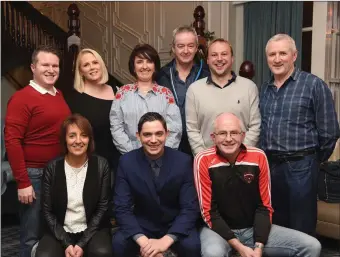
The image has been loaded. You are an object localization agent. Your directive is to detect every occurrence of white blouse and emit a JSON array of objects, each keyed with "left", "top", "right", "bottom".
[{"left": 63, "top": 160, "right": 88, "bottom": 233}]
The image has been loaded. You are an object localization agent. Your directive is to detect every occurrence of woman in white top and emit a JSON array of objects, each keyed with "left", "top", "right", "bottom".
[{"left": 36, "top": 114, "right": 112, "bottom": 257}]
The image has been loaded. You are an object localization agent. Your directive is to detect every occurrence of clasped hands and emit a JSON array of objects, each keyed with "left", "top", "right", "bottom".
[
  {"left": 65, "top": 244, "right": 83, "bottom": 257},
  {"left": 138, "top": 235, "right": 174, "bottom": 257}
]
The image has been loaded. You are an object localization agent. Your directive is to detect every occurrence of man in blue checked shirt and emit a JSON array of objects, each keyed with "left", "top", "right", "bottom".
[{"left": 259, "top": 33, "right": 340, "bottom": 236}]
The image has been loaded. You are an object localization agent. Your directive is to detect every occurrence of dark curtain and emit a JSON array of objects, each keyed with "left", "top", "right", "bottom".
[{"left": 244, "top": 2, "right": 303, "bottom": 89}]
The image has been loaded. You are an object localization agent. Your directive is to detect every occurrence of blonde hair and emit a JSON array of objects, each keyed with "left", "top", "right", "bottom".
[
  {"left": 73, "top": 48, "right": 109, "bottom": 93},
  {"left": 265, "top": 34, "right": 297, "bottom": 54}
]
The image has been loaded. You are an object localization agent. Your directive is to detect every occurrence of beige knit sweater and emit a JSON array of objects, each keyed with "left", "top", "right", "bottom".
[{"left": 185, "top": 76, "right": 261, "bottom": 155}]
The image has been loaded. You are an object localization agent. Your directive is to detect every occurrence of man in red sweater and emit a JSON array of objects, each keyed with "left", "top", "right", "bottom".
[{"left": 4, "top": 45, "right": 71, "bottom": 257}]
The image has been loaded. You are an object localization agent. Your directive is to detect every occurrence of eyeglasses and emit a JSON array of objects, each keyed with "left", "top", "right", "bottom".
[{"left": 213, "top": 131, "right": 243, "bottom": 139}]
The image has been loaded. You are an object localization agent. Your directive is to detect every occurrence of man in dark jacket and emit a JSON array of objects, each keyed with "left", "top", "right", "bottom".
[
  {"left": 112, "top": 112, "right": 201, "bottom": 257},
  {"left": 156, "top": 25, "right": 210, "bottom": 156}
]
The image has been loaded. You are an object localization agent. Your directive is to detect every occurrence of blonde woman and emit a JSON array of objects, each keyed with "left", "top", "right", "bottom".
[{"left": 65, "top": 48, "right": 121, "bottom": 174}]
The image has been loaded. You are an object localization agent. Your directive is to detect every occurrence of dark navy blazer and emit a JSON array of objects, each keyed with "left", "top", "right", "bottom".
[{"left": 114, "top": 146, "right": 200, "bottom": 239}]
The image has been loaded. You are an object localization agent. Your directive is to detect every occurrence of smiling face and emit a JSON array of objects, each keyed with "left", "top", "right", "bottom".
[
  {"left": 79, "top": 52, "right": 103, "bottom": 83},
  {"left": 137, "top": 120, "right": 169, "bottom": 160},
  {"left": 66, "top": 124, "right": 89, "bottom": 158},
  {"left": 172, "top": 31, "right": 198, "bottom": 66},
  {"left": 266, "top": 39, "right": 297, "bottom": 81},
  {"left": 134, "top": 56, "right": 155, "bottom": 83},
  {"left": 207, "top": 41, "right": 234, "bottom": 78},
  {"left": 30, "top": 51, "right": 60, "bottom": 89},
  {"left": 211, "top": 113, "right": 245, "bottom": 161}
]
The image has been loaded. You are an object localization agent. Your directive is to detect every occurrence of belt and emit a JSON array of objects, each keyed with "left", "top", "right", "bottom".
[{"left": 266, "top": 148, "right": 317, "bottom": 162}]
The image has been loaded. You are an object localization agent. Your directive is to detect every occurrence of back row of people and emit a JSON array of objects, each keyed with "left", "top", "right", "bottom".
[{"left": 4, "top": 23, "right": 339, "bottom": 257}]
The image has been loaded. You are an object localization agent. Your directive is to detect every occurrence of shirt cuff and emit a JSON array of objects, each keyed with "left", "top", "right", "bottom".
[
  {"left": 132, "top": 233, "right": 145, "bottom": 242},
  {"left": 166, "top": 234, "right": 178, "bottom": 242}
]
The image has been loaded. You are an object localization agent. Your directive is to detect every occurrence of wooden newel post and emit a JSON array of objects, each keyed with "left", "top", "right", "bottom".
[
  {"left": 239, "top": 60, "right": 255, "bottom": 80},
  {"left": 66, "top": 3, "right": 81, "bottom": 77},
  {"left": 193, "top": 5, "right": 207, "bottom": 59},
  {"left": 67, "top": 3, "right": 80, "bottom": 37}
]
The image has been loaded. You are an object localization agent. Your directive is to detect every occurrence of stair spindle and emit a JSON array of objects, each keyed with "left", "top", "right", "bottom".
[
  {"left": 16, "top": 10, "right": 21, "bottom": 47},
  {"left": 10, "top": 4, "right": 15, "bottom": 42},
  {"left": 27, "top": 19, "right": 31, "bottom": 51},
  {"left": 21, "top": 14, "right": 26, "bottom": 48},
  {"left": 5, "top": 2, "right": 10, "bottom": 33}
]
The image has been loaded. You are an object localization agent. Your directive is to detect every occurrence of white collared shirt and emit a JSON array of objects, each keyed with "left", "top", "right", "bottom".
[{"left": 29, "top": 80, "right": 58, "bottom": 96}]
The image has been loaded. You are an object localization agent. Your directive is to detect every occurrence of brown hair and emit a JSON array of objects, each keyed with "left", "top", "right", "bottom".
[
  {"left": 31, "top": 45, "right": 60, "bottom": 64},
  {"left": 60, "top": 114, "right": 95, "bottom": 156},
  {"left": 207, "top": 38, "right": 234, "bottom": 57},
  {"left": 128, "top": 44, "right": 161, "bottom": 81}
]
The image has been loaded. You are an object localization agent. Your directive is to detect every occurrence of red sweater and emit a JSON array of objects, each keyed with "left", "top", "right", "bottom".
[{"left": 5, "top": 85, "right": 71, "bottom": 189}]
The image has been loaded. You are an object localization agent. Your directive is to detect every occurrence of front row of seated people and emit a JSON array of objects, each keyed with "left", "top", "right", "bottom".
[{"left": 36, "top": 112, "right": 321, "bottom": 257}]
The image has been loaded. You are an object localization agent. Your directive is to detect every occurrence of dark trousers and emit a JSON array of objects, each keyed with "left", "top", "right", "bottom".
[
  {"left": 268, "top": 153, "right": 319, "bottom": 236},
  {"left": 35, "top": 228, "right": 112, "bottom": 257},
  {"left": 112, "top": 228, "right": 201, "bottom": 257}
]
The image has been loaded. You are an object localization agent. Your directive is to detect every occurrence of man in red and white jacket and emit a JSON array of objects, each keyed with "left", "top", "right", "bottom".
[
  {"left": 194, "top": 112, "right": 321, "bottom": 257},
  {"left": 5, "top": 45, "right": 70, "bottom": 257}
]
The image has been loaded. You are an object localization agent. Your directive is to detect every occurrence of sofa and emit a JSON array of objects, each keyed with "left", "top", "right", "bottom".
[{"left": 316, "top": 200, "right": 340, "bottom": 239}]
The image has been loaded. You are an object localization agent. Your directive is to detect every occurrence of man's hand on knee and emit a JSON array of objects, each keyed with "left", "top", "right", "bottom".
[
  {"left": 228, "top": 238, "right": 257, "bottom": 257},
  {"left": 18, "top": 185, "right": 35, "bottom": 204},
  {"left": 140, "top": 236, "right": 173, "bottom": 257}
]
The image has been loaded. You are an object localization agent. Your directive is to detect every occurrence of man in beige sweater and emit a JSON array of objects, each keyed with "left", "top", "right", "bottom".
[{"left": 185, "top": 38, "right": 261, "bottom": 155}]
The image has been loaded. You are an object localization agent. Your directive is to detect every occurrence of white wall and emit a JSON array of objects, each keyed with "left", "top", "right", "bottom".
[
  {"left": 34, "top": 1, "right": 234, "bottom": 84},
  {"left": 77, "top": 2, "right": 203, "bottom": 84}
]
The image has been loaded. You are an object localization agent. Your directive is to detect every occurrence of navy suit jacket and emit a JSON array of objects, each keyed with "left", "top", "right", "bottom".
[{"left": 114, "top": 146, "right": 200, "bottom": 239}]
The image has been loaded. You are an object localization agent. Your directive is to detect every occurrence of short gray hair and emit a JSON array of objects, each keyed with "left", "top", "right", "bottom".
[
  {"left": 172, "top": 25, "right": 198, "bottom": 47},
  {"left": 265, "top": 34, "right": 297, "bottom": 54}
]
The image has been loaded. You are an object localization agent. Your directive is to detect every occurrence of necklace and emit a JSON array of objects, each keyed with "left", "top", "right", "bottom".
[{"left": 66, "top": 158, "right": 88, "bottom": 174}]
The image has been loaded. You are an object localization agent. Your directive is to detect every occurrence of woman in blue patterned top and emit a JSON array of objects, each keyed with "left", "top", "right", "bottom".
[{"left": 110, "top": 44, "right": 182, "bottom": 154}]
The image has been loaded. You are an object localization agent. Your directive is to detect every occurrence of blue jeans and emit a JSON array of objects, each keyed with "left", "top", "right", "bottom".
[
  {"left": 19, "top": 168, "right": 43, "bottom": 257},
  {"left": 269, "top": 154, "right": 319, "bottom": 235},
  {"left": 200, "top": 225, "right": 321, "bottom": 257}
]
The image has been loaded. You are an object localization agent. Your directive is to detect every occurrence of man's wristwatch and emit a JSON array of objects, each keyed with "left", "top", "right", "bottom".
[{"left": 254, "top": 242, "right": 264, "bottom": 250}]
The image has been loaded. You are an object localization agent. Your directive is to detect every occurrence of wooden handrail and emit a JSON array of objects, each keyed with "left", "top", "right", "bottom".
[{"left": 1, "top": 1, "right": 82, "bottom": 94}]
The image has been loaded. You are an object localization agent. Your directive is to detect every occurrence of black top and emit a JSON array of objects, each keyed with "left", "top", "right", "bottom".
[{"left": 65, "top": 89, "right": 121, "bottom": 171}]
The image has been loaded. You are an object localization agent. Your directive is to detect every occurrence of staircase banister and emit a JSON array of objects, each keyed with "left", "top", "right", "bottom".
[{"left": 9, "top": 1, "right": 67, "bottom": 41}]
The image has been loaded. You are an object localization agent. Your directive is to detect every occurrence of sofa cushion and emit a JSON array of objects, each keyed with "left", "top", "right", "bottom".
[
  {"left": 316, "top": 200, "right": 340, "bottom": 239},
  {"left": 318, "top": 200, "right": 340, "bottom": 224}
]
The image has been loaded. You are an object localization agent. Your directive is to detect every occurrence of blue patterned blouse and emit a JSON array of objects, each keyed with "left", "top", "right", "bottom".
[{"left": 109, "top": 83, "right": 182, "bottom": 154}]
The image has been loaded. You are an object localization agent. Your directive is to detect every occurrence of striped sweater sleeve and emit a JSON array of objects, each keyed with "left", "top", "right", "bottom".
[
  {"left": 253, "top": 151, "right": 273, "bottom": 244},
  {"left": 193, "top": 150, "right": 236, "bottom": 241}
]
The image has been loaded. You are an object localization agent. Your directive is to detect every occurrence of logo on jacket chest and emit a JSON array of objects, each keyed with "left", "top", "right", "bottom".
[{"left": 243, "top": 172, "right": 255, "bottom": 184}]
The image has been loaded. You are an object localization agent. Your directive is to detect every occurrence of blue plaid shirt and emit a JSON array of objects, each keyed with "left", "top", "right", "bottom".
[{"left": 259, "top": 68, "right": 340, "bottom": 162}]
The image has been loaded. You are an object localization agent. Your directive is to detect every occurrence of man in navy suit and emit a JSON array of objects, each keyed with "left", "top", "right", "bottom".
[{"left": 112, "top": 112, "right": 201, "bottom": 257}]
